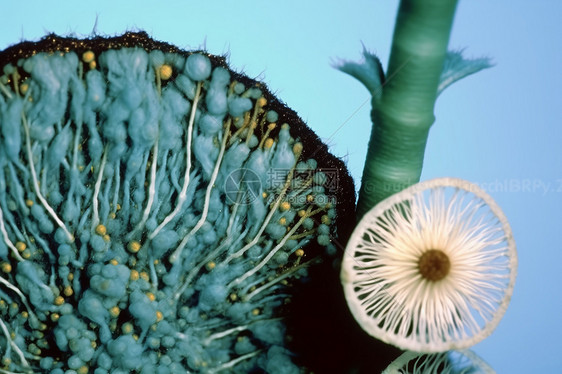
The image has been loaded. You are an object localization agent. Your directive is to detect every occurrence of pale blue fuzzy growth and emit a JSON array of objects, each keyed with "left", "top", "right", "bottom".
[
  {"left": 317, "top": 224, "right": 331, "bottom": 235},
  {"left": 243, "top": 147, "right": 271, "bottom": 186},
  {"left": 68, "top": 355, "right": 85, "bottom": 370},
  {"left": 78, "top": 291, "right": 112, "bottom": 342},
  {"left": 313, "top": 170, "right": 327, "bottom": 186},
  {"left": 4, "top": 163, "right": 30, "bottom": 216},
  {"left": 198, "top": 113, "right": 224, "bottom": 136},
  {"left": 316, "top": 192, "right": 331, "bottom": 207},
  {"left": 306, "top": 158, "right": 317, "bottom": 169},
  {"left": 16, "top": 261, "right": 55, "bottom": 307},
  {"left": 263, "top": 346, "right": 300, "bottom": 374},
  {"left": 108, "top": 335, "right": 144, "bottom": 370},
  {"left": 0, "top": 45, "right": 341, "bottom": 373},
  {"left": 266, "top": 223, "right": 287, "bottom": 240},
  {"left": 0, "top": 97, "right": 23, "bottom": 161},
  {"left": 89, "top": 234, "right": 108, "bottom": 253},
  {"left": 205, "top": 86, "right": 228, "bottom": 116},
  {"left": 160, "top": 87, "right": 189, "bottom": 150},
  {"left": 228, "top": 96, "right": 252, "bottom": 118},
  {"left": 247, "top": 198, "right": 267, "bottom": 238},
  {"left": 185, "top": 53, "right": 212, "bottom": 81},
  {"left": 210, "top": 66, "right": 230, "bottom": 87},
  {"left": 173, "top": 73, "right": 197, "bottom": 99},
  {"left": 205, "top": 67, "right": 230, "bottom": 115},
  {"left": 84, "top": 116, "right": 104, "bottom": 166},
  {"left": 151, "top": 229, "right": 180, "bottom": 257},
  {"left": 244, "top": 87, "right": 263, "bottom": 100},
  {"left": 266, "top": 110, "right": 279, "bottom": 123},
  {"left": 273, "top": 251, "right": 289, "bottom": 266},
  {"left": 46, "top": 121, "right": 73, "bottom": 170},
  {"left": 199, "top": 222, "right": 218, "bottom": 244},
  {"left": 24, "top": 53, "right": 78, "bottom": 135},
  {"left": 198, "top": 283, "right": 228, "bottom": 312},
  {"left": 129, "top": 290, "right": 157, "bottom": 331},
  {"left": 31, "top": 204, "right": 55, "bottom": 233},
  {"left": 69, "top": 69, "right": 86, "bottom": 125},
  {"left": 2, "top": 63, "right": 15, "bottom": 75},
  {"left": 85, "top": 69, "right": 107, "bottom": 110},
  {"left": 241, "top": 149, "right": 270, "bottom": 235},
  {"left": 149, "top": 50, "right": 165, "bottom": 69},
  {"left": 216, "top": 142, "right": 251, "bottom": 188},
  {"left": 251, "top": 320, "right": 285, "bottom": 346},
  {"left": 235, "top": 336, "right": 256, "bottom": 355},
  {"left": 54, "top": 313, "right": 97, "bottom": 365},
  {"left": 247, "top": 134, "right": 259, "bottom": 148},
  {"left": 100, "top": 49, "right": 154, "bottom": 163},
  {"left": 166, "top": 52, "right": 185, "bottom": 72},
  {"left": 40, "top": 357, "right": 55, "bottom": 370},
  {"left": 192, "top": 131, "right": 220, "bottom": 179},
  {"left": 302, "top": 217, "right": 315, "bottom": 230},
  {"left": 74, "top": 338, "right": 95, "bottom": 361},
  {"left": 270, "top": 124, "right": 296, "bottom": 173},
  {"left": 57, "top": 244, "right": 74, "bottom": 265},
  {"left": 103, "top": 48, "right": 151, "bottom": 90},
  {"left": 317, "top": 234, "right": 331, "bottom": 246},
  {"left": 90, "top": 263, "right": 130, "bottom": 299},
  {"left": 233, "top": 82, "right": 245, "bottom": 95},
  {"left": 0, "top": 237, "right": 7, "bottom": 259},
  {"left": 128, "top": 92, "right": 159, "bottom": 148},
  {"left": 162, "top": 85, "right": 192, "bottom": 118}
]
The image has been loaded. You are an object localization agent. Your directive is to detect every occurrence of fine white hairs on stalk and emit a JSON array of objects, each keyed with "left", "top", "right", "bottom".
[{"left": 341, "top": 177, "right": 517, "bottom": 352}]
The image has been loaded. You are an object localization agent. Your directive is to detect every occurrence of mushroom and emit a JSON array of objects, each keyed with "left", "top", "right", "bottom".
[
  {"left": 341, "top": 177, "right": 517, "bottom": 352},
  {"left": 382, "top": 349, "right": 495, "bottom": 374}
]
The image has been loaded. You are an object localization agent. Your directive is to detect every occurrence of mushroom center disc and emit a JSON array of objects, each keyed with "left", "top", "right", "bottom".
[{"left": 418, "top": 249, "right": 450, "bottom": 281}]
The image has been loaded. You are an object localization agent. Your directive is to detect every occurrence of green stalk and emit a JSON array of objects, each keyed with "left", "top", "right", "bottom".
[{"left": 355, "top": 0, "right": 459, "bottom": 219}]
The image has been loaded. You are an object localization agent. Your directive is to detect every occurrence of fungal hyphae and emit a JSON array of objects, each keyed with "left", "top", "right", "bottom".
[
  {"left": 0, "top": 33, "right": 355, "bottom": 373},
  {"left": 341, "top": 177, "right": 517, "bottom": 352}
]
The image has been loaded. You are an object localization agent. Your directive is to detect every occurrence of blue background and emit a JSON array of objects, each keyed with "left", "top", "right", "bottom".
[{"left": 1, "top": 0, "right": 560, "bottom": 372}]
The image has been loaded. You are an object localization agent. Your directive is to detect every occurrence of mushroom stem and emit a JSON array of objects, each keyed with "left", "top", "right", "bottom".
[{"left": 356, "top": 0, "right": 458, "bottom": 219}]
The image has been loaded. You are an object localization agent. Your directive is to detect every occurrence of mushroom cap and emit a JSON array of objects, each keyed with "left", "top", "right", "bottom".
[
  {"left": 341, "top": 177, "right": 517, "bottom": 352},
  {"left": 382, "top": 349, "right": 495, "bottom": 374}
]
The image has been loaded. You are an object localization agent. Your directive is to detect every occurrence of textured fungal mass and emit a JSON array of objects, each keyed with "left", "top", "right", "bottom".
[{"left": 0, "top": 33, "right": 354, "bottom": 373}]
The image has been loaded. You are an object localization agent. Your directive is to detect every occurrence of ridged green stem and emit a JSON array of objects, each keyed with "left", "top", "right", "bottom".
[{"left": 356, "top": 0, "right": 459, "bottom": 219}]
